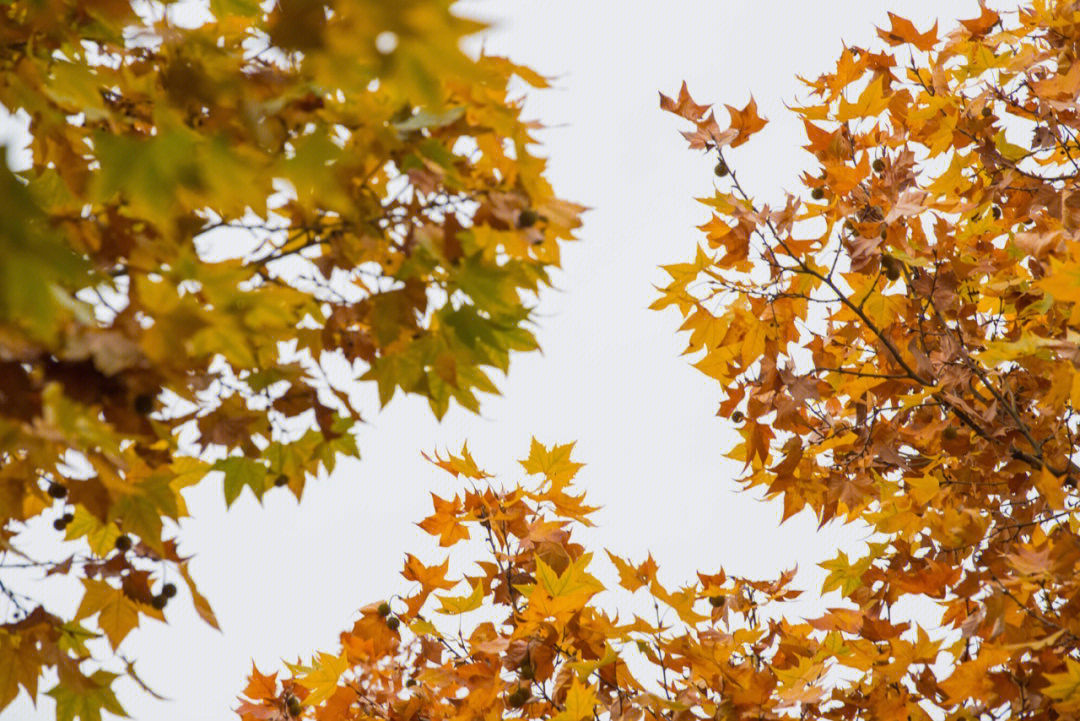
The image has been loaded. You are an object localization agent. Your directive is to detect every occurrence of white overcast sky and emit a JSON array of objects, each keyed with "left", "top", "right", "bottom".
[{"left": 8, "top": 2, "right": 1010, "bottom": 719}]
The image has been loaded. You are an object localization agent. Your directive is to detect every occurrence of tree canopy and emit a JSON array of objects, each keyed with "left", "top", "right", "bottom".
[
  {"left": 9, "top": 1, "right": 1080, "bottom": 720},
  {"left": 235, "top": 3, "right": 1080, "bottom": 721},
  {"left": 0, "top": 0, "right": 579, "bottom": 716}
]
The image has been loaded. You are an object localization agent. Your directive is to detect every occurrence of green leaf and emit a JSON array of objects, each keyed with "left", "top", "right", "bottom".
[
  {"left": 47, "top": 671, "right": 126, "bottom": 721},
  {"left": 214, "top": 456, "right": 268, "bottom": 507}
]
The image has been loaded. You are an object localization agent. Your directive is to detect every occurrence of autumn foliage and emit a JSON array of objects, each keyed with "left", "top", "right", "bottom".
[
  {"left": 235, "top": 3, "right": 1080, "bottom": 721},
  {"left": 0, "top": 0, "right": 579, "bottom": 716}
]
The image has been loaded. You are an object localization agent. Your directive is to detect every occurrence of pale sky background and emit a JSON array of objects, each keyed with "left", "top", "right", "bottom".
[{"left": 6, "top": 2, "right": 1010, "bottom": 719}]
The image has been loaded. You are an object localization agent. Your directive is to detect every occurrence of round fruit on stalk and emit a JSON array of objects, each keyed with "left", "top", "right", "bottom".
[
  {"left": 133, "top": 394, "right": 154, "bottom": 415},
  {"left": 517, "top": 209, "right": 539, "bottom": 228},
  {"left": 508, "top": 688, "right": 530, "bottom": 708}
]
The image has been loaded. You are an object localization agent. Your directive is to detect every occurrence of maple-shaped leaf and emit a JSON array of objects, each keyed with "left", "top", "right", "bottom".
[
  {"left": 46, "top": 672, "right": 126, "bottom": 721},
  {"left": 520, "top": 438, "right": 584, "bottom": 486},
  {"left": 289, "top": 651, "right": 348, "bottom": 708},
  {"left": 243, "top": 664, "right": 278, "bottom": 702},
  {"left": 606, "top": 551, "right": 648, "bottom": 592},
  {"left": 551, "top": 679, "right": 597, "bottom": 721},
  {"left": 534, "top": 553, "right": 604, "bottom": 601},
  {"left": 74, "top": 580, "right": 152, "bottom": 650},
  {"left": 1045, "top": 658, "right": 1080, "bottom": 711},
  {"left": 877, "top": 12, "right": 938, "bottom": 51},
  {"left": 417, "top": 494, "right": 470, "bottom": 547},
  {"left": 401, "top": 554, "right": 457, "bottom": 592},
  {"left": 959, "top": 1, "right": 1000, "bottom": 36},
  {"left": 725, "top": 97, "right": 768, "bottom": 148},
  {"left": 835, "top": 76, "right": 891, "bottom": 122},
  {"left": 434, "top": 580, "right": 484, "bottom": 615},
  {"left": 422, "top": 443, "right": 491, "bottom": 480},
  {"left": 659, "top": 81, "right": 712, "bottom": 122}
]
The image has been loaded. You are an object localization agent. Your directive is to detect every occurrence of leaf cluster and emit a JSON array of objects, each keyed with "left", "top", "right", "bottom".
[{"left": 0, "top": 0, "right": 579, "bottom": 715}]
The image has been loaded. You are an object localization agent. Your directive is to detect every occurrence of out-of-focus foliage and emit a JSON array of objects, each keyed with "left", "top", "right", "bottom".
[{"left": 0, "top": 0, "right": 579, "bottom": 715}]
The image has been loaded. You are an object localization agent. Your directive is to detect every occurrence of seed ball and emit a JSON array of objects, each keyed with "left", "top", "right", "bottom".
[
  {"left": 48, "top": 484, "right": 68, "bottom": 499},
  {"left": 151, "top": 594, "right": 167, "bottom": 610},
  {"left": 811, "top": 187, "right": 825, "bottom": 200},
  {"left": 114, "top": 535, "right": 132, "bottom": 552},
  {"left": 709, "top": 595, "right": 724, "bottom": 608},
  {"left": 386, "top": 616, "right": 400, "bottom": 631},
  {"left": 133, "top": 394, "right": 154, "bottom": 415},
  {"left": 508, "top": 688, "right": 530, "bottom": 708},
  {"left": 63, "top": 512, "right": 74, "bottom": 523},
  {"left": 162, "top": 582, "right": 177, "bottom": 598},
  {"left": 714, "top": 160, "right": 729, "bottom": 177},
  {"left": 274, "top": 474, "right": 289, "bottom": 487},
  {"left": 872, "top": 158, "right": 885, "bottom": 172},
  {"left": 517, "top": 209, "right": 539, "bottom": 228},
  {"left": 53, "top": 518, "right": 67, "bottom": 531},
  {"left": 377, "top": 602, "right": 391, "bottom": 617}
]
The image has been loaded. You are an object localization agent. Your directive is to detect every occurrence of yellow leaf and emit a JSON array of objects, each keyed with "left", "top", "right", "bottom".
[
  {"left": 1035, "top": 467, "right": 1066, "bottom": 511},
  {"left": 520, "top": 438, "right": 584, "bottom": 486},
  {"left": 551, "top": 679, "right": 597, "bottom": 721},
  {"left": 906, "top": 474, "right": 939, "bottom": 505},
  {"left": 293, "top": 651, "right": 349, "bottom": 707},
  {"left": 435, "top": 580, "right": 484, "bottom": 615},
  {"left": 74, "top": 580, "right": 145, "bottom": 650},
  {"left": 535, "top": 553, "right": 604, "bottom": 601},
  {"left": 1043, "top": 658, "right": 1080, "bottom": 710},
  {"left": 836, "top": 76, "right": 890, "bottom": 121}
]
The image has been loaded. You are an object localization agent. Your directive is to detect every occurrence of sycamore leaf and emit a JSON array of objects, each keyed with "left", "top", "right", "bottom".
[
  {"left": 659, "top": 81, "right": 712, "bottom": 122},
  {"left": 877, "top": 13, "right": 938, "bottom": 51},
  {"left": 74, "top": 580, "right": 146, "bottom": 650},
  {"left": 435, "top": 580, "right": 484, "bottom": 615},
  {"left": 551, "top": 679, "right": 597, "bottom": 721},
  {"left": 725, "top": 97, "right": 768, "bottom": 147},
  {"left": 215, "top": 456, "right": 269, "bottom": 507},
  {"left": 520, "top": 438, "right": 584, "bottom": 486},
  {"left": 46, "top": 672, "right": 126, "bottom": 721},
  {"left": 535, "top": 553, "right": 604, "bottom": 601},
  {"left": 291, "top": 652, "right": 349, "bottom": 707},
  {"left": 1045, "top": 658, "right": 1080, "bottom": 709}
]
